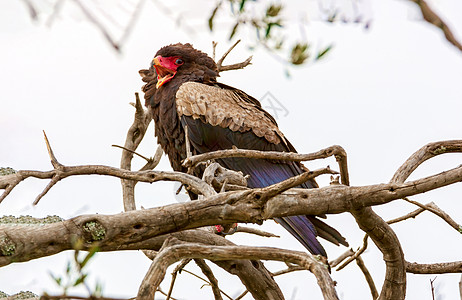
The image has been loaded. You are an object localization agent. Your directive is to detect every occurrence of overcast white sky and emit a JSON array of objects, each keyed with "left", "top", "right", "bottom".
[{"left": 1, "top": 0, "right": 461, "bottom": 299}]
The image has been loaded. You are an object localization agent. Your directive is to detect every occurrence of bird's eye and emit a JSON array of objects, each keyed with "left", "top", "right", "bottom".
[{"left": 175, "top": 58, "right": 184, "bottom": 65}]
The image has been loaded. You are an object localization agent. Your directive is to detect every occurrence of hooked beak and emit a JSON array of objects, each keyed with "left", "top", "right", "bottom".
[{"left": 152, "top": 56, "right": 176, "bottom": 89}]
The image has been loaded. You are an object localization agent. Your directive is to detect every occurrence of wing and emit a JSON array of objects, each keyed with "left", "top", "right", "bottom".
[{"left": 176, "top": 82, "right": 347, "bottom": 256}]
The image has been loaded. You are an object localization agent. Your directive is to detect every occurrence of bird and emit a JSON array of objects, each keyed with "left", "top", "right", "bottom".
[{"left": 139, "top": 43, "right": 348, "bottom": 257}]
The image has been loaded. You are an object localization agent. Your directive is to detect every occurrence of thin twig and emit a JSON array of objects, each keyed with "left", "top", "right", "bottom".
[
  {"left": 40, "top": 295, "right": 131, "bottom": 300},
  {"left": 212, "top": 41, "right": 218, "bottom": 61},
  {"left": 458, "top": 274, "right": 462, "bottom": 300},
  {"left": 194, "top": 259, "right": 230, "bottom": 300},
  {"left": 272, "top": 265, "right": 306, "bottom": 276},
  {"left": 183, "top": 145, "right": 350, "bottom": 186},
  {"left": 71, "top": 0, "right": 121, "bottom": 51},
  {"left": 216, "top": 39, "right": 241, "bottom": 69},
  {"left": 329, "top": 248, "right": 355, "bottom": 268},
  {"left": 387, "top": 206, "right": 426, "bottom": 225},
  {"left": 234, "top": 290, "right": 248, "bottom": 300},
  {"left": 403, "top": 198, "right": 462, "bottom": 233},
  {"left": 355, "top": 255, "right": 378, "bottom": 299},
  {"left": 33, "top": 175, "right": 59, "bottom": 205},
  {"left": 43, "top": 131, "right": 63, "bottom": 169},
  {"left": 157, "top": 287, "right": 177, "bottom": 300},
  {"left": 218, "top": 56, "right": 253, "bottom": 72},
  {"left": 336, "top": 235, "right": 368, "bottom": 271},
  {"left": 112, "top": 145, "right": 151, "bottom": 162},
  {"left": 166, "top": 259, "right": 192, "bottom": 300},
  {"left": 410, "top": 0, "right": 462, "bottom": 52},
  {"left": 183, "top": 145, "right": 346, "bottom": 168},
  {"left": 430, "top": 276, "right": 437, "bottom": 300},
  {"left": 235, "top": 226, "right": 280, "bottom": 238}
]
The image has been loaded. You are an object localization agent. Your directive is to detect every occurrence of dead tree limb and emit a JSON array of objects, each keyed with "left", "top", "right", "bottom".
[
  {"left": 119, "top": 92, "right": 155, "bottom": 211},
  {"left": 406, "top": 261, "right": 462, "bottom": 274},
  {"left": 351, "top": 207, "right": 406, "bottom": 300},
  {"left": 137, "top": 238, "right": 337, "bottom": 300},
  {"left": 391, "top": 140, "right": 462, "bottom": 184},
  {"left": 183, "top": 145, "right": 349, "bottom": 184},
  {"left": 409, "top": 0, "right": 462, "bottom": 52},
  {"left": 193, "top": 259, "right": 226, "bottom": 300},
  {"left": 355, "top": 255, "right": 379, "bottom": 300},
  {"left": 1, "top": 163, "right": 462, "bottom": 267},
  {"left": 215, "top": 40, "right": 253, "bottom": 73},
  {"left": 403, "top": 198, "right": 462, "bottom": 233}
]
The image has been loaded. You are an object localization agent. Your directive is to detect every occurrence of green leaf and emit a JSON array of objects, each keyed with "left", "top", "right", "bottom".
[
  {"left": 80, "top": 245, "right": 99, "bottom": 269},
  {"left": 73, "top": 273, "right": 88, "bottom": 286},
  {"left": 315, "top": 44, "right": 333, "bottom": 60},
  {"left": 66, "top": 261, "right": 72, "bottom": 275},
  {"left": 229, "top": 22, "right": 240, "bottom": 40},
  {"left": 266, "top": 4, "right": 282, "bottom": 17},
  {"left": 265, "top": 22, "right": 282, "bottom": 39},
  {"left": 49, "top": 272, "right": 62, "bottom": 286},
  {"left": 290, "top": 43, "right": 310, "bottom": 65},
  {"left": 94, "top": 281, "right": 104, "bottom": 297},
  {"left": 208, "top": 4, "right": 220, "bottom": 31},
  {"left": 239, "top": 0, "right": 247, "bottom": 12}
]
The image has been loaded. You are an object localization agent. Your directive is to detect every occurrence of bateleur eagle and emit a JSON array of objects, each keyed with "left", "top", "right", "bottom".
[{"left": 139, "top": 43, "right": 348, "bottom": 257}]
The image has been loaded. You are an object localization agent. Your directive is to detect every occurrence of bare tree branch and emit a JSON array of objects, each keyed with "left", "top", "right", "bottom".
[
  {"left": 0, "top": 163, "right": 215, "bottom": 204},
  {"left": 403, "top": 198, "right": 462, "bottom": 233},
  {"left": 137, "top": 238, "right": 338, "bottom": 300},
  {"left": 71, "top": 0, "right": 121, "bottom": 51},
  {"left": 336, "top": 235, "right": 369, "bottom": 271},
  {"left": 272, "top": 265, "right": 306, "bottom": 276},
  {"left": 235, "top": 226, "right": 280, "bottom": 238},
  {"left": 391, "top": 140, "right": 462, "bottom": 184},
  {"left": 355, "top": 255, "right": 378, "bottom": 299},
  {"left": 166, "top": 259, "right": 191, "bottom": 300},
  {"left": 351, "top": 207, "right": 406, "bottom": 300},
  {"left": 406, "top": 261, "right": 462, "bottom": 274},
  {"left": 459, "top": 274, "right": 462, "bottom": 300},
  {"left": 215, "top": 40, "right": 253, "bottom": 73},
  {"left": 1, "top": 162, "right": 462, "bottom": 267},
  {"left": 387, "top": 206, "right": 426, "bottom": 225},
  {"left": 194, "top": 259, "right": 227, "bottom": 300},
  {"left": 409, "top": 0, "right": 462, "bottom": 52},
  {"left": 119, "top": 93, "right": 154, "bottom": 211},
  {"left": 329, "top": 248, "right": 355, "bottom": 268}
]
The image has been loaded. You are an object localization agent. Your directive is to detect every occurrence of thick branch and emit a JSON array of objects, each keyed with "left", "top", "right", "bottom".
[
  {"left": 120, "top": 93, "right": 154, "bottom": 211},
  {"left": 391, "top": 140, "right": 462, "bottom": 184},
  {"left": 351, "top": 207, "right": 406, "bottom": 300},
  {"left": 138, "top": 240, "right": 337, "bottom": 300},
  {"left": 406, "top": 261, "right": 462, "bottom": 274},
  {"left": 1, "top": 165, "right": 462, "bottom": 266}
]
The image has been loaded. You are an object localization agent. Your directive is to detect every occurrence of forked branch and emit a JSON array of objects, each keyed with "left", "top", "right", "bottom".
[
  {"left": 137, "top": 238, "right": 338, "bottom": 300},
  {"left": 214, "top": 40, "right": 253, "bottom": 73}
]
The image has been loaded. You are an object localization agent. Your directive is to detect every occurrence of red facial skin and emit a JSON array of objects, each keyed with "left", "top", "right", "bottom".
[{"left": 152, "top": 55, "right": 184, "bottom": 88}]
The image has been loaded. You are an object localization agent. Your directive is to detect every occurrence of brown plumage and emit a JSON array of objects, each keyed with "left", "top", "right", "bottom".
[{"left": 140, "top": 43, "right": 348, "bottom": 257}]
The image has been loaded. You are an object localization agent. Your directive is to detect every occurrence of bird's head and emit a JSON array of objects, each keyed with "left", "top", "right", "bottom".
[{"left": 151, "top": 43, "right": 218, "bottom": 89}]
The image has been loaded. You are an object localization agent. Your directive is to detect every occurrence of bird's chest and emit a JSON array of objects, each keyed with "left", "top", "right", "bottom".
[{"left": 152, "top": 95, "right": 187, "bottom": 171}]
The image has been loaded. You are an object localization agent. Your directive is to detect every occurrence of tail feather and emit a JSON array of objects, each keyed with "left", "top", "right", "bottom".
[
  {"left": 275, "top": 216, "right": 327, "bottom": 257},
  {"left": 307, "top": 216, "right": 349, "bottom": 247}
]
